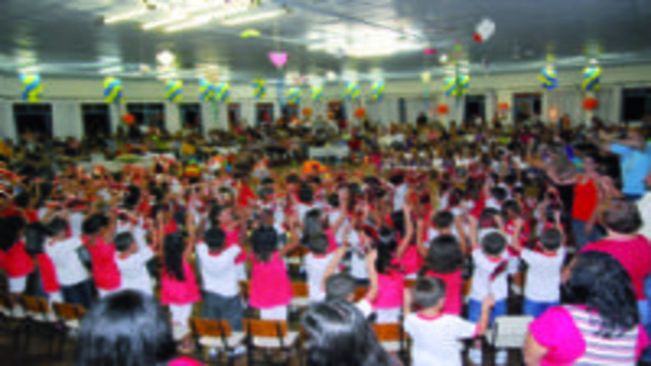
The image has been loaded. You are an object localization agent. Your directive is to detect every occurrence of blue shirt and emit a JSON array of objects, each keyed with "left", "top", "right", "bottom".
[{"left": 611, "top": 143, "right": 651, "bottom": 195}]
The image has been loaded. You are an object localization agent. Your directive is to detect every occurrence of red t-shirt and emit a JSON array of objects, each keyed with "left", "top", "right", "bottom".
[
  {"left": 85, "top": 236, "right": 121, "bottom": 291},
  {"left": 425, "top": 270, "right": 463, "bottom": 315},
  {"left": 0, "top": 240, "right": 33, "bottom": 278},
  {"left": 572, "top": 176, "right": 599, "bottom": 221},
  {"left": 581, "top": 235, "right": 651, "bottom": 300},
  {"left": 37, "top": 253, "right": 60, "bottom": 293}
]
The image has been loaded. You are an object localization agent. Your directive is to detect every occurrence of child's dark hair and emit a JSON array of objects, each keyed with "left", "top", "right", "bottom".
[
  {"left": 163, "top": 232, "right": 185, "bottom": 281},
  {"left": 490, "top": 187, "right": 508, "bottom": 202},
  {"left": 123, "top": 185, "right": 141, "bottom": 209},
  {"left": 479, "top": 208, "right": 500, "bottom": 228},
  {"left": 375, "top": 226, "right": 398, "bottom": 274},
  {"left": 0, "top": 216, "right": 26, "bottom": 252},
  {"left": 540, "top": 228, "right": 562, "bottom": 251},
  {"left": 114, "top": 232, "right": 135, "bottom": 253},
  {"left": 501, "top": 199, "right": 522, "bottom": 218},
  {"left": 413, "top": 277, "right": 446, "bottom": 309},
  {"left": 298, "top": 184, "right": 314, "bottom": 204},
  {"left": 82, "top": 213, "right": 109, "bottom": 236},
  {"left": 48, "top": 217, "right": 69, "bottom": 237},
  {"left": 13, "top": 192, "right": 31, "bottom": 209},
  {"left": 285, "top": 174, "right": 300, "bottom": 184},
  {"left": 389, "top": 173, "right": 404, "bottom": 186},
  {"left": 481, "top": 232, "right": 507, "bottom": 256},
  {"left": 424, "top": 234, "right": 464, "bottom": 274},
  {"left": 307, "top": 233, "right": 329, "bottom": 255},
  {"left": 325, "top": 273, "right": 357, "bottom": 301},
  {"left": 24, "top": 222, "right": 49, "bottom": 255},
  {"left": 327, "top": 193, "right": 339, "bottom": 208},
  {"left": 432, "top": 211, "right": 454, "bottom": 230},
  {"left": 251, "top": 226, "right": 278, "bottom": 263},
  {"left": 390, "top": 210, "right": 406, "bottom": 239},
  {"left": 204, "top": 227, "right": 226, "bottom": 252}
]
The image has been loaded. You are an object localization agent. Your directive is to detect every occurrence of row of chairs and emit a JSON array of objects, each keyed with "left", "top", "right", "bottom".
[{"left": 0, "top": 294, "right": 85, "bottom": 359}]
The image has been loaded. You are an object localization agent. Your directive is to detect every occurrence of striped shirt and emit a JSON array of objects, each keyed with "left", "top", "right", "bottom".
[{"left": 565, "top": 305, "right": 639, "bottom": 365}]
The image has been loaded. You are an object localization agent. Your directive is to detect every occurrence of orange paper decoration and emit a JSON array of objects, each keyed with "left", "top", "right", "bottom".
[
  {"left": 436, "top": 104, "right": 449, "bottom": 115},
  {"left": 121, "top": 114, "right": 135, "bottom": 125},
  {"left": 497, "top": 102, "right": 510, "bottom": 110},
  {"left": 354, "top": 108, "right": 366, "bottom": 119},
  {"left": 302, "top": 107, "right": 313, "bottom": 118},
  {"left": 583, "top": 98, "right": 599, "bottom": 111}
]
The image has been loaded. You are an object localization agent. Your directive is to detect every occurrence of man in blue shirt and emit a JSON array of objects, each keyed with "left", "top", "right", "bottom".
[{"left": 602, "top": 129, "right": 651, "bottom": 201}]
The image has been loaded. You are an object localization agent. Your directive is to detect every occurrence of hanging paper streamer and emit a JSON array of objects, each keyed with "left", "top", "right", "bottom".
[
  {"left": 538, "top": 66, "right": 559, "bottom": 90},
  {"left": 252, "top": 78, "right": 266, "bottom": 99},
  {"left": 371, "top": 80, "right": 385, "bottom": 102},
  {"left": 102, "top": 77, "right": 123, "bottom": 104},
  {"left": 311, "top": 85, "right": 323, "bottom": 102},
  {"left": 214, "top": 82, "right": 231, "bottom": 103},
  {"left": 269, "top": 52, "right": 288, "bottom": 68},
  {"left": 582, "top": 66, "right": 601, "bottom": 92},
  {"left": 164, "top": 80, "right": 183, "bottom": 103},
  {"left": 443, "top": 76, "right": 457, "bottom": 97},
  {"left": 345, "top": 81, "right": 360, "bottom": 101},
  {"left": 473, "top": 18, "right": 496, "bottom": 43},
  {"left": 199, "top": 79, "right": 215, "bottom": 102}
]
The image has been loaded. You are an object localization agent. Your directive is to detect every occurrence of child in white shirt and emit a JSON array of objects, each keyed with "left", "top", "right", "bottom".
[
  {"left": 304, "top": 233, "right": 336, "bottom": 302},
  {"left": 404, "top": 277, "right": 494, "bottom": 366},
  {"left": 196, "top": 227, "right": 244, "bottom": 331},
  {"left": 114, "top": 232, "right": 155, "bottom": 295}
]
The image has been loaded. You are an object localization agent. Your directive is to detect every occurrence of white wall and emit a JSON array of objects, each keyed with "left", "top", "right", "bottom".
[{"left": 2, "top": 63, "right": 651, "bottom": 140}]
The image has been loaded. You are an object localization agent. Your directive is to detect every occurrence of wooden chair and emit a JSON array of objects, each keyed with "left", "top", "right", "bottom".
[
  {"left": 372, "top": 322, "right": 409, "bottom": 363},
  {"left": 404, "top": 278, "right": 417, "bottom": 290},
  {"left": 485, "top": 315, "right": 534, "bottom": 366},
  {"left": 242, "top": 318, "right": 299, "bottom": 366},
  {"left": 0, "top": 294, "right": 25, "bottom": 351},
  {"left": 19, "top": 295, "right": 57, "bottom": 354},
  {"left": 52, "top": 302, "right": 86, "bottom": 359},
  {"left": 190, "top": 317, "right": 245, "bottom": 366},
  {"left": 286, "top": 246, "right": 306, "bottom": 277},
  {"left": 289, "top": 282, "right": 309, "bottom": 308},
  {"left": 353, "top": 286, "right": 368, "bottom": 302},
  {"left": 462, "top": 279, "right": 473, "bottom": 304},
  {"left": 238, "top": 281, "right": 250, "bottom": 303}
]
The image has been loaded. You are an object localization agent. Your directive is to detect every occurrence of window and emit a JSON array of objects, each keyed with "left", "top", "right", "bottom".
[
  {"left": 227, "top": 103, "right": 241, "bottom": 131},
  {"left": 126, "top": 103, "right": 165, "bottom": 130},
  {"left": 464, "top": 94, "right": 486, "bottom": 125},
  {"left": 255, "top": 103, "right": 274, "bottom": 126},
  {"left": 513, "top": 93, "right": 541, "bottom": 123},
  {"left": 398, "top": 98, "right": 407, "bottom": 123},
  {"left": 281, "top": 103, "right": 299, "bottom": 123},
  {"left": 621, "top": 88, "right": 651, "bottom": 123},
  {"left": 81, "top": 104, "right": 111, "bottom": 137},
  {"left": 13, "top": 103, "right": 53, "bottom": 138},
  {"left": 179, "top": 103, "right": 202, "bottom": 132}
]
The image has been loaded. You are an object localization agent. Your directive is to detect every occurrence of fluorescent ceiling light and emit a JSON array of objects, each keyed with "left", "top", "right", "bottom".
[
  {"left": 142, "top": 13, "right": 188, "bottom": 30},
  {"left": 165, "top": 6, "right": 247, "bottom": 32},
  {"left": 156, "top": 50, "right": 175, "bottom": 65},
  {"left": 222, "top": 8, "right": 287, "bottom": 26},
  {"left": 19, "top": 65, "right": 41, "bottom": 74},
  {"left": 99, "top": 65, "right": 123, "bottom": 74},
  {"left": 104, "top": 8, "right": 148, "bottom": 24}
]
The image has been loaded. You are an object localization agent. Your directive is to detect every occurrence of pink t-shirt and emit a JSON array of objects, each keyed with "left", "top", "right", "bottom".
[
  {"left": 581, "top": 235, "right": 651, "bottom": 300},
  {"left": 373, "top": 271, "right": 404, "bottom": 309},
  {"left": 529, "top": 305, "right": 648, "bottom": 365},
  {"left": 168, "top": 356, "right": 206, "bottom": 366},
  {"left": 426, "top": 270, "right": 463, "bottom": 315},
  {"left": 160, "top": 260, "right": 201, "bottom": 305},
  {"left": 249, "top": 252, "right": 292, "bottom": 308},
  {"left": 0, "top": 240, "right": 33, "bottom": 278},
  {"left": 398, "top": 245, "right": 424, "bottom": 276}
]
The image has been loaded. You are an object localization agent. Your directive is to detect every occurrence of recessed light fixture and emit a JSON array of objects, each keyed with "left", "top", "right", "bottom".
[
  {"left": 156, "top": 50, "right": 175, "bottom": 66},
  {"left": 104, "top": 8, "right": 148, "bottom": 24},
  {"left": 222, "top": 8, "right": 287, "bottom": 26}
]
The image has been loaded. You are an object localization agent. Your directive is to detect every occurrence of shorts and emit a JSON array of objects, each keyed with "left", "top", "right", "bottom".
[
  {"left": 523, "top": 298, "right": 558, "bottom": 318},
  {"left": 468, "top": 298, "right": 507, "bottom": 325},
  {"left": 9, "top": 276, "right": 27, "bottom": 294},
  {"left": 375, "top": 308, "right": 401, "bottom": 324},
  {"left": 169, "top": 303, "right": 194, "bottom": 326}
]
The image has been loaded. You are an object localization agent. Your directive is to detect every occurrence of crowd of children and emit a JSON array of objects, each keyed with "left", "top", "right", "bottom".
[{"left": 0, "top": 121, "right": 649, "bottom": 365}]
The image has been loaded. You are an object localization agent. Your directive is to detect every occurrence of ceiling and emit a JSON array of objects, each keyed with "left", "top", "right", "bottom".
[{"left": 0, "top": 0, "right": 650, "bottom": 83}]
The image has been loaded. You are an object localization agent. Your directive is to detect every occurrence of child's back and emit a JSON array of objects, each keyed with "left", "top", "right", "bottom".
[{"left": 405, "top": 313, "right": 477, "bottom": 366}]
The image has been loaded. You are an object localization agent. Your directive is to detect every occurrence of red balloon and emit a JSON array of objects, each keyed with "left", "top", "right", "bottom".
[
  {"left": 473, "top": 33, "right": 483, "bottom": 43},
  {"left": 436, "top": 104, "right": 449, "bottom": 115},
  {"left": 497, "top": 102, "right": 510, "bottom": 110},
  {"left": 121, "top": 114, "right": 135, "bottom": 125},
  {"left": 583, "top": 98, "right": 599, "bottom": 110},
  {"left": 302, "top": 107, "right": 313, "bottom": 117},
  {"left": 354, "top": 108, "right": 366, "bottom": 119}
]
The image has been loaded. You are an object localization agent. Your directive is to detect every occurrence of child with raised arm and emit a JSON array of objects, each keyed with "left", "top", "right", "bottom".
[{"left": 404, "top": 277, "right": 494, "bottom": 366}]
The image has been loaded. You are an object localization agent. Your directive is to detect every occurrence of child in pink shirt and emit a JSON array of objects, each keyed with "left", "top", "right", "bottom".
[{"left": 249, "top": 222, "right": 299, "bottom": 321}]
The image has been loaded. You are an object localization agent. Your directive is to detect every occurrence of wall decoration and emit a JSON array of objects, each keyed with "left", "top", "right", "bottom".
[
  {"left": 436, "top": 104, "right": 449, "bottom": 115},
  {"left": 371, "top": 80, "right": 385, "bottom": 102},
  {"left": 199, "top": 78, "right": 215, "bottom": 102},
  {"left": 252, "top": 78, "right": 266, "bottom": 99},
  {"left": 269, "top": 51, "right": 288, "bottom": 68},
  {"left": 214, "top": 82, "right": 231, "bottom": 103},
  {"left": 538, "top": 66, "right": 559, "bottom": 90},
  {"left": 103, "top": 76, "right": 123, "bottom": 104},
  {"left": 164, "top": 79, "right": 183, "bottom": 103},
  {"left": 311, "top": 84, "right": 323, "bottom": 102},
  {"left": 583, "top": 97, "right": 599, "bottom": 110},
  {"left": 582, "top": 66, "right": 601, "bottom": 92},
  {"left": 345, "top": 81, "right": 361, "bottom": 101},
  {"left": 473, "top": 18, "right": 496, "bottom": 43},
  {"left": 287, "top": 87, "right": 301, "bottom": 105}
]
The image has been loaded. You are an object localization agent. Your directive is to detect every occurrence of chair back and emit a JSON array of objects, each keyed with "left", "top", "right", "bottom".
[
  {"left": 404, "top": 279, "right": 416, "bottom": 289},
  {"left": 353, "top": 286, "right": 368, "bottom": 302},
  {"left": 191, "top": 317, "right": 232, "bottom": 338},
  {"left": 372, "top": 323, "right": 406, "bottom": 343},
  {"left": 52, "top": 302, "right": 85, "bottom": 322},
  {"left": 20, "top": 296, "right": 49, "bottom": 315},
  {"left": 490, "top": 315, "right": 534, "bottom": 348},
  {"left": 242, "top": 318, "right": 287, "bottom": 338},
  {"left": 291, "top": 282, "right": 309, "bottom": 299}
]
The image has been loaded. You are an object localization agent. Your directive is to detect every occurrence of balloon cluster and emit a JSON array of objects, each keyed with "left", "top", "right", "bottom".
[
  {"left": 345, "top": 81, "right": 361, "bottom": 101},
  {"left": 287, "top": 87, "right": 301, "bottom": 105},
  {"left": 165, "top": 80, "right": 183, "bottom": 103},
  {"left": 538, "top": 66, "right": 559, "bottom": 90},
  {"left": 582, "top": 67, "right": 601, "bottom": 92},
  {"left": 103, "top": 77, "right": 123, "bottom": 104},
  {"left": 311, "top": 85, "right": 323, "bottom": 102},
  {"left": 443, "top": 73, "right": 470, "bottom": 97},
  {"left": 371, "top": 80, "right": 385, "bottom": 102},
  {"left": 252, "top": 78, "right": 266, "bottom": 99}
]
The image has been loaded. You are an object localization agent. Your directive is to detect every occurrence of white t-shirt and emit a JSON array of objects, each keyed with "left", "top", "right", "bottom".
[
  {"left": 327, "top": 209, "right": 348, "bottom": 243},
  {"left": 68, "top": 212, "right": 85, "bottom": 238},
  {"left": 45, "top": 237, "right": 89, "bottom": 286},
  {"left": 521, "top": 247, "right": 566, "bottom": 302},
  {"left": 393, "top": 184, "right": 408, "bottom": 211},
  {"left": 304, "top": 252, "right": 335, "bottom": 301},
  {"left": 404, "top": 313, "right": 476, "bottom": 366},
  {"left": 469, "top": 248, "right": 511, "bottom": 301},
  {"left": 196, "top": 243, "right": 241, "bottom": 297},
  {"left": 348, "top": 231, "right": 368, "bottom": 280},
  {"left": 355, "top": 298, "right": 373, "bottom": 318},
  {"left": 115, "top": 246, "right": 154, "bottom": 294}
]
